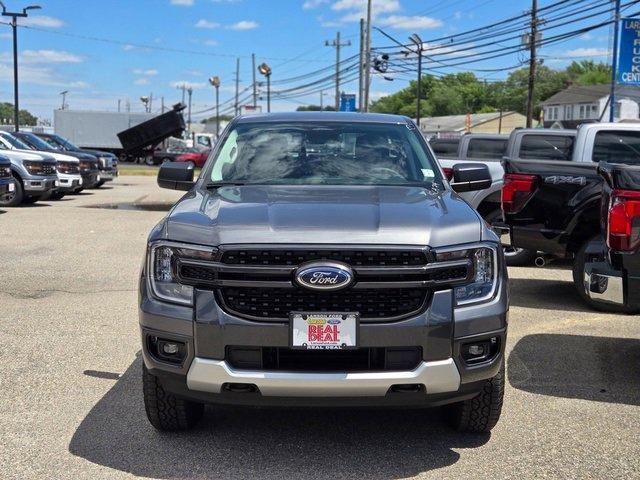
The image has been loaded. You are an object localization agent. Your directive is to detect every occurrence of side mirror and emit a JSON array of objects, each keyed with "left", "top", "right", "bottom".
[
  {"left": 157, "top": 161, "right": 195, "bottom": 191},
  {"left": 450, "top": 163, "right": 492, "bottom": 192}
]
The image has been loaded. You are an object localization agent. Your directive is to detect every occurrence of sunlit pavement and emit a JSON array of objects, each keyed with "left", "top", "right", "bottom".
[{"left": 1, "top": 176, "right": 638, "bottom": 479}]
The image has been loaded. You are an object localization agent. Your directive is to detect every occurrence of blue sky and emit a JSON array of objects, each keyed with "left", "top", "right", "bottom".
[{"left": 0, "top": 0, "right": 618, "bottom": 121}]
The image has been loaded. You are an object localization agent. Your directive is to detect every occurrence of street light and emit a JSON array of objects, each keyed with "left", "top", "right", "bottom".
[
  {"left": 408, "top": 33, "right": 424, "bottom": 127},
  {"left": 209, "top": 76, "right": 220, "bottom": 137},
  {"left": 140, "top": 96, "right": 149, "bottom": 113},
  {"left": 258, "top": 62, "right": 272, "bottom": 113},
  {"left": 0, "top": 2, "right": 42, "bottom": 131},
  {"left": 59, "top": 90, "right": 68, "bottom": 110}
]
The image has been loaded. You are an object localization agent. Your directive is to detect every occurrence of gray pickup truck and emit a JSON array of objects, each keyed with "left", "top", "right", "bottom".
[{"left": 140, "top": 112, "right": 508, "bottom": 433}]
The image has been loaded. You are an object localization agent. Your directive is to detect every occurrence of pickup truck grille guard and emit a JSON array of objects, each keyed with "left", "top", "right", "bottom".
[{"left": 175, "top": 246, "right": 473, "bottom": 322}]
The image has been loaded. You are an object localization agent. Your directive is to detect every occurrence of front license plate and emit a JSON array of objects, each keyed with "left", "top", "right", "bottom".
[
  {"left": 9, "top": 183, "right": 15, "bottom": 192},
  {"left": 291, "top": 313, "right": 358, "bottom": 350}
]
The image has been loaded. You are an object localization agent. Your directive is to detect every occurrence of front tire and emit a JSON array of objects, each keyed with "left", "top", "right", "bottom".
[
  {"left": 0, "top": 177, "right": 23, "bottom": 207},
  {"left": 446, "top": 362, "right": 504, "bottom": 433},
  {"left": 142, "top": 364, "right": 204, "bottom": 431}
]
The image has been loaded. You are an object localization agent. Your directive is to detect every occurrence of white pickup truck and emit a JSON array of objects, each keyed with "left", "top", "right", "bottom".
[{"left": 430, "top": 130, "right": 576, "bottom": 264}]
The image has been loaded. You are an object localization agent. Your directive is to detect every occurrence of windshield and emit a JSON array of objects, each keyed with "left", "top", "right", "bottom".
[
  {"left": 1, "top": 133, "right": 32, "bottom": 150},
  {"left": 50, "top": 134, "right": 79, "bottom": 150},
  {"left": 206, "top": 122, "right": 441, "bottom": 187},
  {"left": 17, "top": 133, "right": 53, "bottom": 151}
]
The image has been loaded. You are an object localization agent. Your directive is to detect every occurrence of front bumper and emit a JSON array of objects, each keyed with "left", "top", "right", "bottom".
[
  {"left": 140, "top": 269, "right": 508, "bottom": 405},
  {"left": 23, "top": 175, "right": 58, "bottom": 194},
  {"left": 80, "top": 171, "right": 100, "bottom": 187},
  {"left": 56, "top": 173, "right": 83, "bottom": 192},
  {"left": 99, "top": 168, "right": 117, "bottom": 181}
]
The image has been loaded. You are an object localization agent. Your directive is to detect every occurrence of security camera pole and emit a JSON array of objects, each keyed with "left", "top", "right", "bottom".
[
  {"left": 0, "top": 2, "right": 42, "bottom": 131},
  {"left": 209, "top": 76, "right": 221, "bottom": 137},
  {"left": 258, "top": 63, "right": 272, "bottom": 113}
]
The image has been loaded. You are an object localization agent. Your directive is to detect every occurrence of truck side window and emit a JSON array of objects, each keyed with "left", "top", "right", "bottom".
[
  {"left": 592, "top": 130, "right": 640, "bottom": 165},
  {"left": 428, "top": 139, "right": 459, "bottom": 158},
  {"left": 519, "top": 135, "right": 574, "bottom": 161},
  {"left": 466, "top": 138, "right": 508, "bottom": 159}
]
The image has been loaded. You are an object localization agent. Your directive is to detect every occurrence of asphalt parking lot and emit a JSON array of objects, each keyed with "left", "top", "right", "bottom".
[{"left": 1, "top": 176, "right": 639, "bottom": 480}]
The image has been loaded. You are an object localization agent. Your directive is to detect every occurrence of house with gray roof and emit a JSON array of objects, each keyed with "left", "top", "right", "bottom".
[{"left": 540, "top": 84, "right": 640, "bottom": 128}]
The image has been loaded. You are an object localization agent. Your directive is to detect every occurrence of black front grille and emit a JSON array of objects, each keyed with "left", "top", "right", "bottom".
[
  {"left": 226, "top": 346, "right": 422, "bottom": 372},
  {"left": 221, "top": 248, "right": 428, "bottom": 266},
  {"left": 218, "top": 286, "right": 428, "bottom": 321},
  {"left": 37, "top": 163, "right": 56, "bottom": 176},
  {"left": 0, "top": 165, "right": 10, "bottom": 178}
]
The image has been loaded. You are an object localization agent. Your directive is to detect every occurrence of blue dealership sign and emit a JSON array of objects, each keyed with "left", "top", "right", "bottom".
[
  {"left": 618, "top": 18, "right": 640, "bottom": 85},
  {"left": 340, "top": 93, "right": 357, "bottom": 112}
]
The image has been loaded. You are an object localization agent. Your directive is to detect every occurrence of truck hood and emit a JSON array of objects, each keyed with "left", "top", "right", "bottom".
[
  {"left": 163, "top": 185, "right": 482, "bottom": 247},
  {"left": 25, "top": 149, "right": 79, "bottom": 163},
  {"left": 2, "top": 149, "right": 49, "bottom": 161}
]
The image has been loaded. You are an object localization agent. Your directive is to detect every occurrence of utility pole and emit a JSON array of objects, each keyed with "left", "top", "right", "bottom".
[
  {"left": 252, "top": 53, "right": 258, "bottom": 108},
  {"left": 358, "top": 18, "right": 365, "bottom": 112},
  {"left": 325, "top": 31, "right": 351, "bottom": 111},
  {"left": 118, "top": 99, "right": 121, "bottom": 112},
  {"left": 1, "top": 3, "right": 42, "bottom": 131},
  {"left": 149, "top": 93, "right": 153, "bottom": 113},
  {"left": 234, "top": 57, "right": 240, "bottom": 116},
  {"left": 525, "top": 0, "right": 539, "bottom": 128},
  {"left": 363, "top": 0, "right": 372, "bottom": 112},
  {"left": 161, "top": 96, "right": 165, "bottom": 114},
  {"left": 610, "top": 0, "right": 621, "bottom": 122},
  {"left": 187, "top": 87, "right": 193, "bottom": 133},
  {"left": 320, "top": 90, "right": 324, "bottom": 110},
  {"left": 409, "top": 34, "right": 424, "bottom": 127}
]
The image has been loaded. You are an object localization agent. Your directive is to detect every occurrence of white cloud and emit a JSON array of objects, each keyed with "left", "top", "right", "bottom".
[
  {"left": 21, "top": 16, "right": 65, "bottom": 28},
  {"left": 123, "top": 44, "right": 135, "bottom": 51},
  {"left": 133, "top": 68, "right": 159, "bottom": 76},
  {"left": 204, "top": 39, "right": 219, "bottom": 46},
  {"left": 304, "top": 0, "right": 329, "bottom": 9},
  {"left": 134, "top": 78, "right": 150, "bottom": 85},
  {"left": 195, "top": 19, "right": 220, "bottom": 29},
  {"left": 186, "top": 69, "right": 204, "bottom": 76},
  {"left": 170, "top": 80, "right": 207, "bottom": 90},
  {"left": 0, "top": 63, "right": 89, "bottom": 88},
  {"left": 378, "top": 15, "right": 442, "bottom": 29},
  {"left": 227, "top": 20, "right": 258, "bottom": 30},
  {"left": 170, "top": 0, "right": 194, "bottom": 5},
  {"left": 565, "top": 47, "right": 610, "bottom": 57},
  {"left": 21, "top": 50, "right": 84, "bottom": 64}
]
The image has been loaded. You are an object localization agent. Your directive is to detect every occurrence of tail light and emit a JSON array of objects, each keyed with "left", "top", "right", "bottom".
[
  {"left": 502, "top": 173, "right": 538, "bottom": 214},
  {"left": 442, "top": 167, "right": 453, "bottom": 181},
  {"left": 608, "top": 189, "right": 640, "bottom": 252}
]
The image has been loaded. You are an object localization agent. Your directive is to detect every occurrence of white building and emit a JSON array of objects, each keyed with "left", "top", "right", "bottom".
[{"left": 540, "top": 84, "right": 640, "bottom": 128}]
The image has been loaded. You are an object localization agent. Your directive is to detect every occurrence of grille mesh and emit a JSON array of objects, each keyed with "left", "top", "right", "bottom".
[{"left": 218, "top": 287, "right": 427, "bottom": 321}]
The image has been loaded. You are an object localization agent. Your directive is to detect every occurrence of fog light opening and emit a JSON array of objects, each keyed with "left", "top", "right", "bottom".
[
  {"left": 222, "top": 383, "right": 258, "bottom": 393},
  {"left": 147, "top": 336, "right": 187, "bottom": 365},
  {"left": 462, "top": 337, "right": 500, "bottom": 365}
]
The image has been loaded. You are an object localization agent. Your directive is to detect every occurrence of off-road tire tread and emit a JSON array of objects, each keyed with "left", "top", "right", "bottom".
[
  {"left": 142, "top": 364, "right": 204, "bottom": 431},
  {"left": 447, "top": 362, "right": 504, "bottom": 433}
]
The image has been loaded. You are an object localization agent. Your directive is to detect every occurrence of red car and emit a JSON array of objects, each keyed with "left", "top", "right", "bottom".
[{"left": 175, "top": 149, "right": 210, "bottom": 168}]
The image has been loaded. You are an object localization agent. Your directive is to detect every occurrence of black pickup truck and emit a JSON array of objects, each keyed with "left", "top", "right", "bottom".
[{"left": 499, "top": 123, "right": 640, "bottom": 313}]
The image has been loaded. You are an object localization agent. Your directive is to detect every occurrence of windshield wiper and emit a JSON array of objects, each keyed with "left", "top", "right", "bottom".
[{"left": 204, "top": 181, "right": 245, "bottom": 189}]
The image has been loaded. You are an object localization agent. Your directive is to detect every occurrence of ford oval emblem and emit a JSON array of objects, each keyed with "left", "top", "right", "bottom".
[{"left": 295, "top": 261, "right": 354, "bottom": 291}]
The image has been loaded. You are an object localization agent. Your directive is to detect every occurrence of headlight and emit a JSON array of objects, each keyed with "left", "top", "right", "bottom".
[
  {"left": 436, "top": 244, "right": 499, "bottom": 306},
  {"left": 23, "top": 160, "right": 43, "bottom": 174},
  {"left": 147, "top": 241, "right": 217, "bottom": 305}
]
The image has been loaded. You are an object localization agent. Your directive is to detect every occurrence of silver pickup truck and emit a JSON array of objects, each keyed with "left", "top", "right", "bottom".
[{"left": 139, "top": 112, "right": 508, "bottom": 434}]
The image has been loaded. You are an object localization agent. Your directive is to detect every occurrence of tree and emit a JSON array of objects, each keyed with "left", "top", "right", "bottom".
[
  {"left": 0, "top": 102, "right": 37, "bottom": 126},
  {"left": 200, "top": 114, "right": 233, "bottom": 124},
  {"left": 369, "top": 61, "right": 611, "bottom": 119}
]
